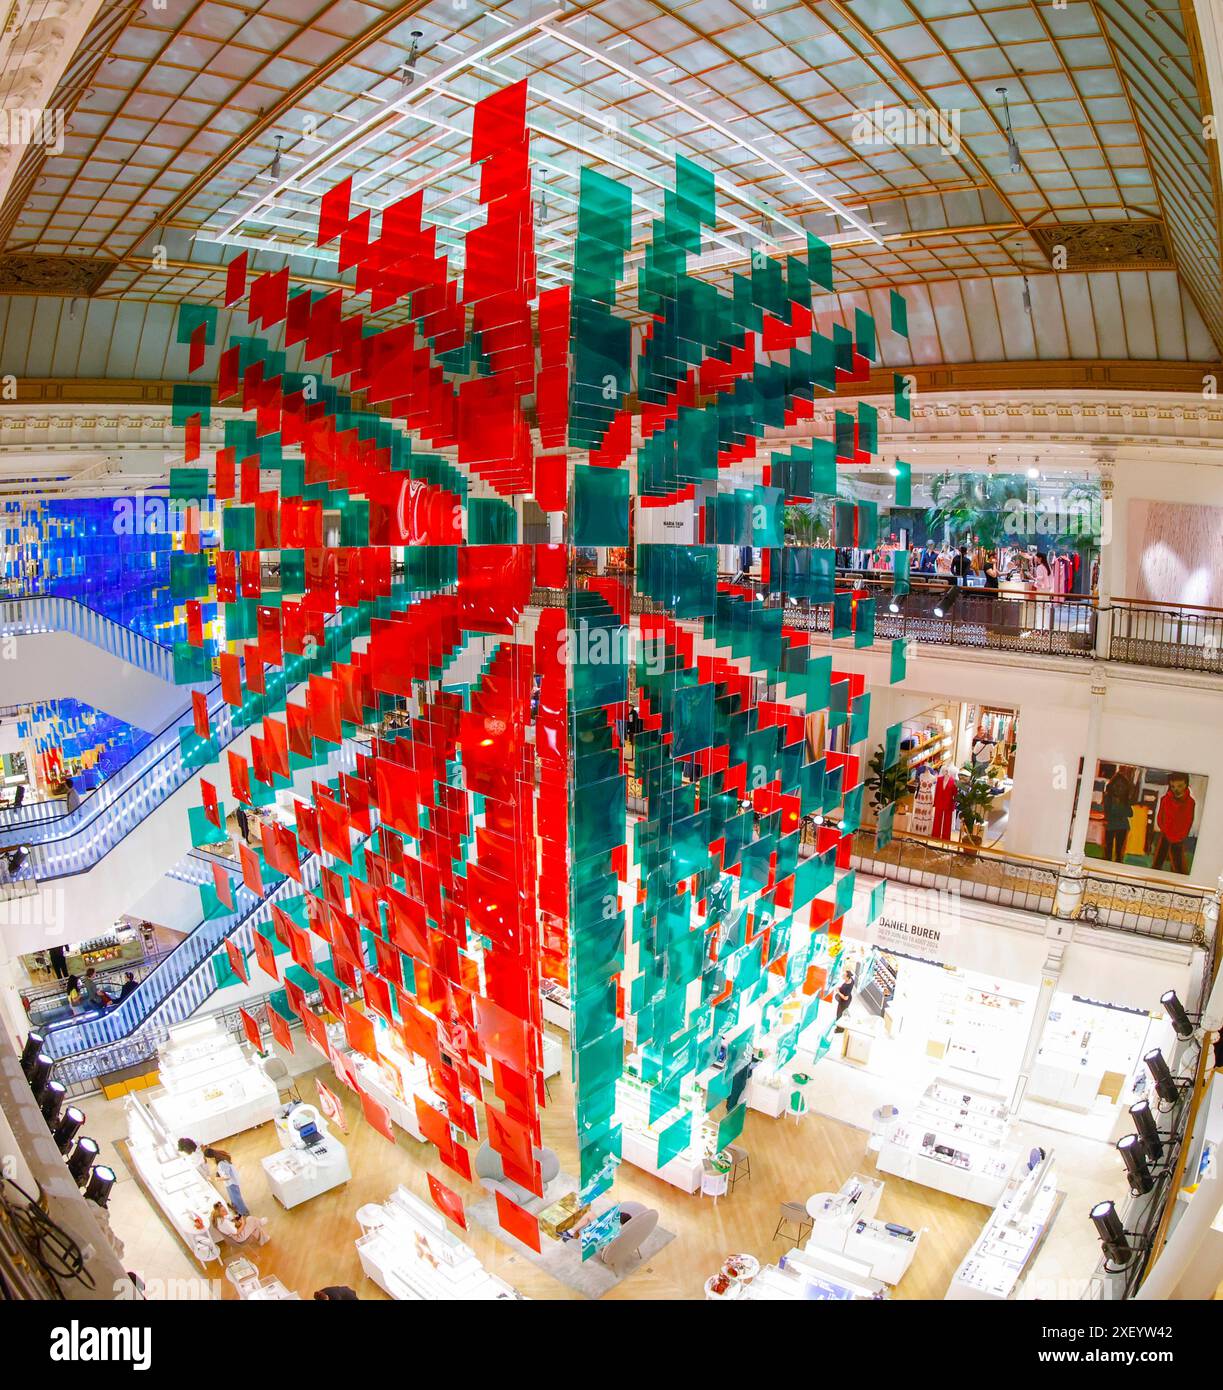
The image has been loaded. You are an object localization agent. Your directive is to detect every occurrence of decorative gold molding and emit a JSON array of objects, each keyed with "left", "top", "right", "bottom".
[
  {"left": 0, "top": 253, "right": 117, "bottom": 296},
  {"left": 1029, "top": 220, "right": 1174, "bottom": 271}
]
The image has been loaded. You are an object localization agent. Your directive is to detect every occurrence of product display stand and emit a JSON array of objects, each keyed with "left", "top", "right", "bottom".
[
  {"left": 614, "top": 1070, "right": 706, "bottom": 1193},
  {"left": 355, "top": 1187, "right": 524, "bottom": 1300},
  {"left": 946, "top": 1158, "right": 1061, "bottom": 1300},
  {"left": 744, "top": 1242, "right": 888, "bottom": 1300},
  {"left": 261, "top": 1102, "right": 351, "bottom": 1209},
  {"left": 877, "top": 1079, "right": 1019, "bottom": 1206},
  {"left": 803, "top": 1174, "right": 919, "bottom": 1285},
  {"left": 149, "top": 1017, "right": 279, "bottom": 1146},
  {"left": 123, "top": 1094, "right": 221, "bottom": 1267}
]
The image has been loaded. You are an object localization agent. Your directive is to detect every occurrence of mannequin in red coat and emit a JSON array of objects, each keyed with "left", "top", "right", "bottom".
[{"left": 931, "top": 769, "right": 958, "bottom": 841}]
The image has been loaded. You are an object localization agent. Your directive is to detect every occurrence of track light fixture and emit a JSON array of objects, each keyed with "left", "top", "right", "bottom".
[
  {"left": 270, "top": 134, "right": 283, "bottom": 182},
  {"left": 888, "top": 593, "right": 903, "bottom": 614},
  {"left": 1117, "top": 1133, "right": 1154, "bottom": 1196},
  {"left": 1129, "top": 1099, "right": 1163, "bottom": 1162},
  {"left": 53, "top": 1107, "right": 85, "bottom": 1155},
  {"left": 933, "top": 583, "right": 958, "bottom": 618},
  {"left": 1021, "top": 276, "right": 1032, "bottom": 315},
  {"left": 1145, "top": 1047, "right": 1180, "bottom": 1105},
  {"left": 997, "top": 86, "right": 1022, "bottom": 173},
  {"left": 28, "top": 1051, "right": 52, "bottom": 1095},
  {"left": 1090, "top": 1200, "right": 1134, "bottom": 1269},
  {"left": 1161, "top": 989, "right": 1195, "bottom": 1041},
  {"left": 67, "top": 1137, "right": 99, "bottom": 1187}
]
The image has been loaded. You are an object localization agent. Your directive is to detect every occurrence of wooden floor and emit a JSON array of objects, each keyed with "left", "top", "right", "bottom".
[{"left": 208, "top": 1043, "right": 988, "bottom": 1301}]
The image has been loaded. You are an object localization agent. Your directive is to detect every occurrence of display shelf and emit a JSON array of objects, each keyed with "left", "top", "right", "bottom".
[
  {"left": 149, "top": 1019, "right": 278, "bottom": 1146},
  {"left": 355, "top": 1186, "right": 523, "bottom": 1301},
  {"left": 615, "top": 1072, "right": 706, "bottom": 1192},
  {"left": 946, "top": 1162, "right": 1061, "bottom": 1301},
  {"left": 123, "top": 1095, "right": 220, "bottom": 1267}
]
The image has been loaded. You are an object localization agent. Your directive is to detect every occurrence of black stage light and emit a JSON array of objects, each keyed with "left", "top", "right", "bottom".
[
  {"left": 1145, "top": 1048, "right": 1180, "bottom": 1105},
  {"left": 67, "top": 1137, "right": 99, "bottom": 1187},
  {"left": 1161, "top": 990, "right": 1194, "bottom": 1042},
  {"left": 1117, "top": 1133, "right": 1154, "bottom": 1196},
  {"left": 933, "top": 584, "right": 958, "bottom": 618},
  {"left": 84, "top": 1166, "right": 116, "bottom": 1208},
  {"left": 20, "top": 1031, "right": 44, "bottom": 1078},
  {"left": 1130, "top": 1099, "right": 1163, "bottom": 1162},
  {"left": 1090, "top": 1200, "right": 1133, "bottom": 1268},
  {"left": 888, "top": 593, "right": 904, "bottom": 614},
  {"left": 39, "top": 1080, "right": 66, "bottom": 1127},
  {"left": 27, "top": 1051, "right": 52, "bottom": 1094},
  {"left": 53, "top": 1107, "right": 85, "bottom": 1154}
]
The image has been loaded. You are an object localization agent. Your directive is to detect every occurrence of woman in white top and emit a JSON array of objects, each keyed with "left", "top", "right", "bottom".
[
  {"left": 204, "top": 1145, "right": 249, "bottom": 1217},
  {"left": 211, "top": 1202, "right": 270, "bottom": 1247},
  {"left": 1031, "top": 552, "right": 1053, "bottom": 629},
  {"left": 934, "top": 548, "right": 953, "bottom": 577}
]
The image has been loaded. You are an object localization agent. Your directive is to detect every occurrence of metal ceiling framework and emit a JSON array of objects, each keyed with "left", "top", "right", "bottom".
[{"left": 0, "top": 0, "right": 1216, "bottom": 433}]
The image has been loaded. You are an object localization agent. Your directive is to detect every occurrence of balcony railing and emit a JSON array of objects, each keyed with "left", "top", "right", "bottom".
[
  {"left": 848, "top": 828, "right": 1209, "bottom": 944},
  {"left": 0, "top": 594, "right": 177, "bottom": 682},
  {"left": 1110, "top": 598, "right": 1223, "bottom": 674}
]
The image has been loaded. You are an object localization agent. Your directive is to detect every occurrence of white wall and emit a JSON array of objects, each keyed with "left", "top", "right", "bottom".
[
  {"left": 2, "top": 630, "right": 189, "bottom": 732},
  {"left": 1108, "top": 453, "right": 1223, "bottom": 604}
]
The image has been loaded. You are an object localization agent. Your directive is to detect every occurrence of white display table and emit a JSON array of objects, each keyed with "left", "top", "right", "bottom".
[
  {"left": 150, "top": 1019, "right": 278, "bottom": 1146},
  {"left": 262, "top": 1143, "right": 351, "bottom": 1209},
  {"left": 356, "top": 1186, "right": 523, "bottom": 1300},
  {"left": 803, "top": 1174, "right": 917, "bottom": 1284},
  {"left": 262, "top": 1103, "right": 351, "bottom": 1208},
  {"left": 123, "top": 1095, "right": 221, "bottom": 1267},
  {"left": 744, "top": 1243, "right": 887, "bottom": 1300},
  {"left": 946, "top": 1161, "right": 1060, "bottom": 1300},
  {"left": 620, "top": 1124, "right": 703, "bottom": 1193}
]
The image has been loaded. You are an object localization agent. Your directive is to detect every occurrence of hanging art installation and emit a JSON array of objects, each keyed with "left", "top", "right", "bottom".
[{"left": 171, "top": 81, "right": 911, "bottom": 1255}]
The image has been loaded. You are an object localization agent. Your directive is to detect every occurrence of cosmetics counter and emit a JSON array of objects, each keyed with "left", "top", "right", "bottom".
[
  {"left": 123, "top": 1093, "right": 221, "bottom": 1266},
  {"left": 876, "top": 1078, "right": 1019, "bottom": 1206},
  {"left": 355, "top": 1187, "right": 524, "bottom": 1300},
  {"left": 743, "top": 1242, "right": 888, "bottom": 1301},
  {"left": 615, "top": 1071, "right": 707, "bottom": 1193},
  {"left": 149, "top": 1018, "right": 279, "bottom": 1146},
  {"left": 261, "top": 1102, "right": 351, "bottom": 1209},
  {"left": 806, "top": 1173, "right": 922, "bottom": 1286},
  {"left": 946, "top": 1154, "right": 1061, "bottom": 1300}
]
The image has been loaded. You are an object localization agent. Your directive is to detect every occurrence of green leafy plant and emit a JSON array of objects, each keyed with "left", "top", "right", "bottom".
[
  {"left": 955, "top": 761, "right": 1004, "bottom": 836},
  {"left": 783, "top": 503, "right": 829, "bottom": 546},
  {"left": 864, "top": 744, "right": 914, "bottom": 812}
]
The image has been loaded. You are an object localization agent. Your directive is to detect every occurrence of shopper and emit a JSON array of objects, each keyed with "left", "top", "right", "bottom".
[
  {"left": 114, "top": 971, "right": 139, "bottom": 1004},
  {"left": 1101, "top": 770, "right": 1135, "bottom": 863},
  {"left": 1151, "top": 773, "right": 1196, "bottom": 875},
  {"left": 48, "top": 944, "right": 68, "bottom": 980},
  {"left": 934, "top": 547, "right": 953, "bottom": 577},
  {"left": 79, "top": 967, "right": 113, "bottom": 1011},
  {"left": 177, "top": 1137, "right": 207, "bottom": 1173},
  {"left": 982, "top": 560, "right": 999, "bottom": 591},
  {"left": 235, "top": 804, "right": 250, "bottom": 845},
  {"left": 834, "top": 970, "right": 855, "bottom": 1029},
  {"left": 204, "top": 1146, "right": 250, "bottom": 1217},
  {"left": 211, "top": 1201, "right": 270, "bottom": 1247},
  {"left": 313, "top": 1286, "right": 359, "bottom": 1300},
  {"left": 951, "top": 546, "right": 973, "bottom": 584},
  {"left": 63, "top": 777, "right": 80, "bottom": 813}
]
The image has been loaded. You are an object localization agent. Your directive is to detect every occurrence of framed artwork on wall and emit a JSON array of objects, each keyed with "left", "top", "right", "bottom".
[{"left": 1081, "top": 759, "right": 1207, "bottom": 877}]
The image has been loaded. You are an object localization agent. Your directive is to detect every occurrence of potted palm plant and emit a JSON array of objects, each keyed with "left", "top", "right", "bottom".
[
  {"left": 955, "top": 761, "right": 1003, "bottom": 856},
  {"left": 864, "top": 744, "right": 915, "bottom": 818}
]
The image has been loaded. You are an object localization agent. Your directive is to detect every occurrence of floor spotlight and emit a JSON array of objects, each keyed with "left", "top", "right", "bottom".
[
  {"left": 67, "top": 1137, "right": 99, "bottom": 1187},
  {"left": 1145, "top": 1048, "right": 1180, "bottom": 1105},
  {"left": 1090, "top": 1200, "right": 1134, "bottom": 1269},
  {"left": 84, "top": 1165, "right": 116, "bottom": 1208},
  {"left": 39, "top": 1080, "right": 66, "bottom": 1127},
  {"left": 20, "top": 1031, "right": 45, "bottom": 1079},
  {"left": 1161, "top": 989, "right": 1194, "bottom": 1041},
  {"left": 1130, "top": 1099, "right": 1163, "bottom": 1162},
  {"left": 53, "top": 1107, "right": 85, "bottom": 1155},
  {"left": 933, "top": 584, "right": 957, "bottom": 619},
  {"left": 27, "top": 1051, "right": 53, "bottom": 1095},
  {"left": 1117, "top": 1133, "right": 1154, "bottom": 1196}
]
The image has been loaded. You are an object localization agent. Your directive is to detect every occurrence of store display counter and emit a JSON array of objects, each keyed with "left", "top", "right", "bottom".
[
  {"left": 123, "top": 1095, "right": 220, "bottom": 1267},
  {"left": 262, "top": 1103, "right": 350, "bottom": 1208},
  {"left": 620, "top": 1125, "right": 703, "bottom": 1193},
  {"left": 877, "top": 1123, "right": 1017, "bottom": 1206},
  {"left": 946, "top": 1160, "right": 1061, "bottom": 1300},
  {"left": 744, "top": 1243, "right": 887, "bottom": 1301},
  {"left": 356, "top": 1186, "right": 523, "bottom": 1300},
  {"left": 149, "top": 1018, "right": 278, "bottom": 1146},
  {"left": 803, "top": 1174, "right": 918, "bottom": 1285}
]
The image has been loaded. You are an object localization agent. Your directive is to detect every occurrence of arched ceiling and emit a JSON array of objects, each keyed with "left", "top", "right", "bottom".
[{"left": 0, "top": 0, "right": 1219, "bottom": 403}]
